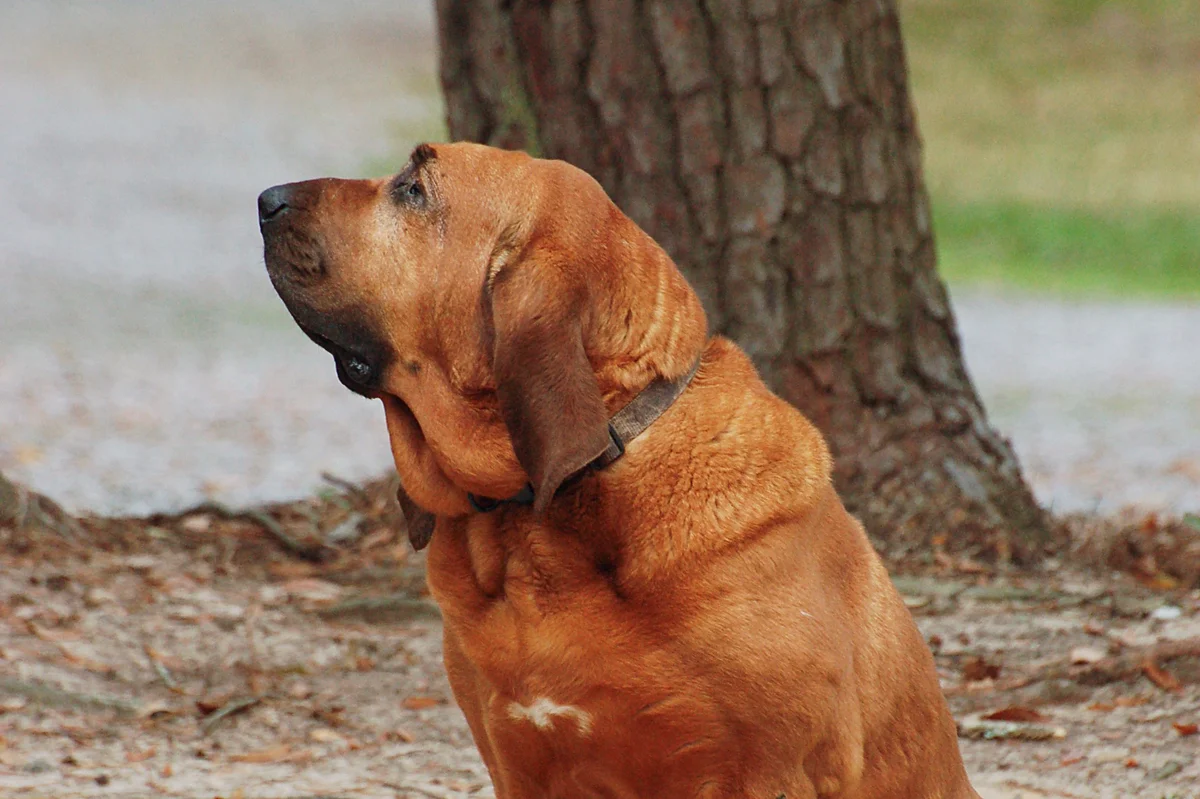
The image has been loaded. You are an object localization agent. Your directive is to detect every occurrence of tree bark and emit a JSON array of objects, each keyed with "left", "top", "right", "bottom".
[{"left": 434, "top": 0, "right": 1050, "bottom": 558}]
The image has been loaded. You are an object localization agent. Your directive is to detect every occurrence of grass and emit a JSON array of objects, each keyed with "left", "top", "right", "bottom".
[
  {"left": 935, "top": 202, "right": 1200, "bottom": 299},
  {"left": 900, "top": 0, "right": 1200, "bottom": 298}
]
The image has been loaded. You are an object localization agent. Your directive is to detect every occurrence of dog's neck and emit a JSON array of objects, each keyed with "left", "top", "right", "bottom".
[
  {"left": 465, "top": 357, "right": 702, "bottom": 513},
  {"left": 427, "top": 338, "right": 835, "bottom": 598}
]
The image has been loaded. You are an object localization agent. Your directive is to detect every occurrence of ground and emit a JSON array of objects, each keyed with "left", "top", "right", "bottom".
[
  {"left": 1, "top": 494, "right": 1198, "bottom": 799},
  {"left": 2, "top": 2, "right": 1199, "bottom": 798}
]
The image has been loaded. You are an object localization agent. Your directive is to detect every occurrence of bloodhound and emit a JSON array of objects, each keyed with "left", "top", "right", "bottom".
[{"left": 258, "top": 142, "right": 979, "bottom": 799}]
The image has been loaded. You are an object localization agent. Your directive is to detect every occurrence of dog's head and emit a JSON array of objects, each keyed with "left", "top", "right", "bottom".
[{"left": 258, "top": 142, "right": 706, "bottom": 541}]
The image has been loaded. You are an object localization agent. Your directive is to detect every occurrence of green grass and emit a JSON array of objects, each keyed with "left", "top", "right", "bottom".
[
  {"left": 935, "top": 202, "right": 1200, "bottom": 299},
  {"left": 901, "top": 0, "right": 1200, "bottom": 298}
]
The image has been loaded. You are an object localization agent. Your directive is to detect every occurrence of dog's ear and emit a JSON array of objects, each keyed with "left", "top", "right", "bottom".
[
  {"left": 487, "top": 255, "right": 611, "bottom": 513},
  {"left": 395, "top": 482, "right": 436, "bottom": 551}
]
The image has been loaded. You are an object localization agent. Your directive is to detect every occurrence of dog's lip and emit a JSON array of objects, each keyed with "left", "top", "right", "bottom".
[
  {"left": 297, "top": 320, "right": 362, "bottom": 364},
  {"left": 295, "top": 320, "right": 381, "bottom": 398}
]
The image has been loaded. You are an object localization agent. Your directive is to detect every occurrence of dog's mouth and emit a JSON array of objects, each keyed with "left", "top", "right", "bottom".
[{"left": 295, "top": 320, "right": 381, "bottom": 399}]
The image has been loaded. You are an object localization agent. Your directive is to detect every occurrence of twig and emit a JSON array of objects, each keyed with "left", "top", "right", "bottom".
[
  {"left": 1, "top": 471, "right": 87, "bottom": 541},
  {"left": 324, "top": 512, "right": 365, "bottom": 545},
  {"left": 245, "top": 509, "right": 330, "bottom": 561},
  {"left": 383, "top": 783, "right": 453, "bottom": 799},
  {"left": 201, "top": 695, "right": 260, "bottom": 735},
  {"left": 321, "top": 472, "right": 370, "bottom": 502},
  {"left": 144, "top": 644, "right": 181, "bottom": 692},
  {"left": 175, "top": 499, "right": 331, "bottom": 561},
  {"left": 316, "top": 594, "right": 441, "bottom": 623},
  {"left": 0, "top": 676, "right": 138, "bottom": 715},
  {"left": 945, "top": 636, "right": 1200, "bottom": 696}
]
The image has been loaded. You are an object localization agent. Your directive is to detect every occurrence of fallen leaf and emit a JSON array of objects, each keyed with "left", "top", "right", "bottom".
[
  {"left": 125, "top": 747, "right": 156, "bottom": 763},
  {"left": 57, "top": 646, "right": 115, "bottom": 676},
  {"left": 267, "top": 561, "right": 317, "bottom": 579},
  {"left": 282, "top": 578, "right": 343, "bottom": 604},
  {"left": 1150, "top": 605, "right": 1183, "bottom": 621},
  {"left": 1139, "top": 573, "right": 1180, "bottom": 591},
  {"left": 1088, "top": 702, "right": 1114, "bottom": 713},
  {"left": 1069, "top": 646, "right": 1106, "bottom": 665},
  {"left": 26, "top": 623, "right": 81, "bottom": 643},
  {"left": 180, "top": 515, "right": 212, "bottom": 533},
  {"left": 196, "top": 693, "right": 235, "bottom": 715},
  {"left": 959, "top": 717, "right": 1066, "bottom": 741},
  {"left": 1172, "top": 722, "right": 1199, "bottom": 737},
  {"left": 136, "top": 701, "right": 174, "bottom": 719},
  {"left": 1082, "top": 621, "right": 1106, "bottom": 636},
  {"left": 1149, "top": 760, "right": 1183, "bottom": 781},
  {"left": 1141, "top": 660, "right": 1183, "bottom": 693},
  {"left": 229, "top": 744, "right": 291, "bottom": 764},
  {"left": 1124, "top": 758, "right": 1139, "bottom": 769},
  {"left": 1059, "top": 754, "right": 1084, "bottom": 766},
  {"left": 962, "top": 656, "right": 1001, "bottom": 682},
  {"left": 288, "top": 681, "right": 313, "bottom": 700},
  {"left": 1114, "top": 696, "right": 1150, "bottom": 708},
  {"left": 402, "top": 696, "right": 443, "bottom": 710},
  {"left": 308, "top": 728, "right": 342, "bottom": 743},
  {"left": 982, "top": 706, "right": 1048, "bottom": 723}
]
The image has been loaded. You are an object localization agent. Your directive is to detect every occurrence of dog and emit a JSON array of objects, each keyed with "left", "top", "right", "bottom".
[{"left": 259, "top": 142, "right": 979, "bottom": 799}]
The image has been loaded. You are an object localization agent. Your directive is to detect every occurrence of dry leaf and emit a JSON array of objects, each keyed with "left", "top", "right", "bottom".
[
  {"left": 402, "top": 696, "right": 442, "bottom": 710},
  {"left": 267, "top": 561, "right": 317, "bottom": 579},
  {"left": 282, "top": 578, "right": 343, "bottom": 604},
  {"left": 1082, "top": 621, "right": 1106, "bottom": 636},
  {"left": 962, "top": 656, "right": 1001, "bottom": 682},
  {"left": 229, "top": 744, "right": 291, "bottom": 763},
  {"left": 1115, "top": 696, "right": 1150, "bottom": 708},
  {"left": 288, "top": 681, "right": 313, "bottom": 700},
  {"left": 57, "top": 646, "right": 115, "bottom": 675},
  {"left": 125, "top": 747, "right": 156, "bottom": 763},
  {"left": 1141, "top": 660, "right": 1183, "bottom": 693},
  {"left": 982, "top": 706, "right": 1048, "bottom": 723},
  {"left": 1138, "top": 573, "right": 1180, "bottom": 591},
  {"left": 308, "top": 728, "right": 342, "bottom": 743},
  {"left": 180, "top": 515, "right": 212, "bottom": 533},
  {"left": 196, "top": 693, "right": 234, "bottom": 715},
  {"left": 136, "top": 701, "right": 174, "bottom": 719},
  {"left": 27, "top": 623, "right": 81, "bottom": 643},
  {"left": 1172, "top": 722, "right": 1199, "bottom": 737},
  {"left": 1124, "top": 758, "right": 1139, "bottom": 769},
  {"left": 1069, "top": 646, "right": 1106, "bottom": 665}
]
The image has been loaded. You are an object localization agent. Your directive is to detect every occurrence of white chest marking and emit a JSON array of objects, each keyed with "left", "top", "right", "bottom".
[{"left": 507, "top": 697, "right": 593, "bottom": 735}]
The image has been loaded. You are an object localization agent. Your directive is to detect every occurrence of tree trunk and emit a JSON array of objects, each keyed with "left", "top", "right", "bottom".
[{"left": 434, "top": 0, "right": 1050, "bottom": 558}]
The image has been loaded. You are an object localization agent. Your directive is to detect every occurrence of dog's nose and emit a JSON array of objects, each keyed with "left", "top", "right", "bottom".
[{"left": 257, "top": 184, "right": 293, "bottom": 224}]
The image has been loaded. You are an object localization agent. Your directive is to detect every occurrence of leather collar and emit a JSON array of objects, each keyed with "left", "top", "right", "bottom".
[{"left": 468, "top": 358, "right": 702, "bottom": 513}]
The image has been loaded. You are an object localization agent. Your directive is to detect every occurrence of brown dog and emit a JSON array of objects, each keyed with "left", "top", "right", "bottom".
[{"left": 258, "top": 142, "right": 979, "bottom": 799}]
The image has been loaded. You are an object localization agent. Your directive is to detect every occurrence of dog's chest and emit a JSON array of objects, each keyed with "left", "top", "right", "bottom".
[{"left": 426, "top": 519, "right": 749, "bottom": 794}]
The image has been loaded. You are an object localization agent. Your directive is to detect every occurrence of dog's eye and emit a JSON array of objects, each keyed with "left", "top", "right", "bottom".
[
  {"left": 391, "top": 177, "right": 424, "bottom": 205},
  {"left": 343, "top": 356, "right": 372, "bottom": 384}
]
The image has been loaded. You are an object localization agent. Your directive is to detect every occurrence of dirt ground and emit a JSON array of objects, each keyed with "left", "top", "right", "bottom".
[{"left": 2, "top": 487, "right": 1198, "bottom": 799}]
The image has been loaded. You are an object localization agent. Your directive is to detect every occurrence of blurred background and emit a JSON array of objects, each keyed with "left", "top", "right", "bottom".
[{"left": 2, "top": 0, "right": 1197, "bottom": 517}]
